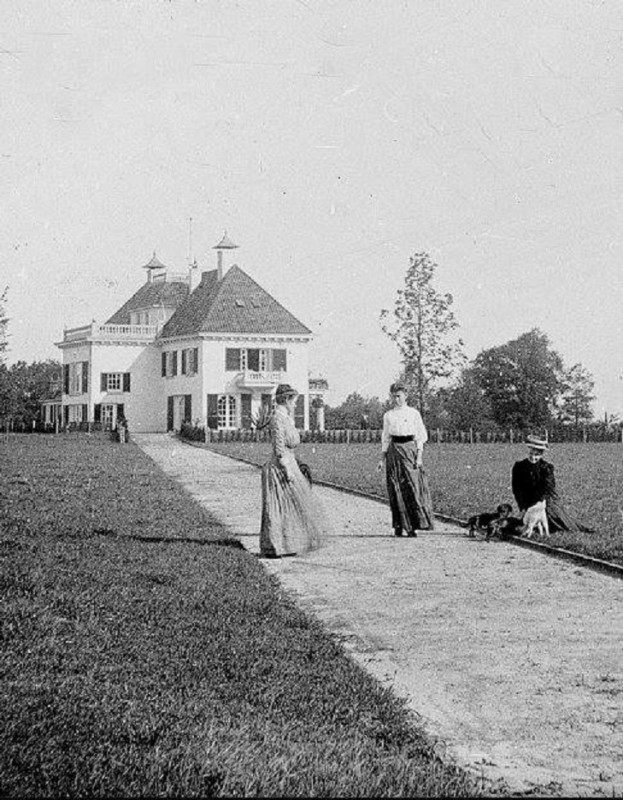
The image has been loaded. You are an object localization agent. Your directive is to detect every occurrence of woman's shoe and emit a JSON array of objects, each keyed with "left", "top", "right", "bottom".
[
  {"left": 394, "top": 527, "right": 403, "bottom": 537},
  {"left": 406, "top": 531, "right": 418, "bottom": 538}
]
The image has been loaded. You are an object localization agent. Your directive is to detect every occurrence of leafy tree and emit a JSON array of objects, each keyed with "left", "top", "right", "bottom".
[
  {"left": 439, "top": 368, "right": 497, "bottom": 431},
  {"left": 0, "top": 359, "right": 62, "bottom": 429},
  {"left": 555, "top": 363, "right": 595, "bottom": 428},
  {"left": 380, "top": 252, "right": 465, "bottom": 411},
  {"left": 324, "top": 393, "right": 385, "bottom": 430},
  {"left": 471, "top": 329, "right": 564, "bottom": 430},
  {"left": 0, "top": 286, "right": 8, "bottom": 364}
]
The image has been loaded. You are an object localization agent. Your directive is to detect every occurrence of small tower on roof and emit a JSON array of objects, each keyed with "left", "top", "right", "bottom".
[
  {"left": 213, "top": 231, "right": 239, "bottom": 281},
  {"left": 142, "top": 251, "right": 167, "bottom": 284}
]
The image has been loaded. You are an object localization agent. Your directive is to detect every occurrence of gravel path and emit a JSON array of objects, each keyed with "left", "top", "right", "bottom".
[{"left": 135, "top": 434, "right": 623, "bottom": 797}]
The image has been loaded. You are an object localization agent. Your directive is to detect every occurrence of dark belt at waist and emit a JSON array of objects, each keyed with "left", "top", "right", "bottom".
[{"left": 391, "top": 435, "right": 414, "bottom": 443}]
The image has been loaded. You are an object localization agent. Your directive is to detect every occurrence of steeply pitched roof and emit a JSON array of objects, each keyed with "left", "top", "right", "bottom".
[
  {"left": 160, "top": 265, "right": 311, "bottom": 338},
  {"left": 106, "top": 280, "right": 189, "bottom": 325}
]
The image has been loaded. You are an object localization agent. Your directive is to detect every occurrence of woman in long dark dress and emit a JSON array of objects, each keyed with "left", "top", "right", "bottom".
[
  {"left": 259, "top": 384, "right": 329, "bottom": 557},
  {"left": 511, "top": 436, "right": 594, "bottom": 533},
  {"left": 378, "top": 382, "right": 435, "bottom": 536}
]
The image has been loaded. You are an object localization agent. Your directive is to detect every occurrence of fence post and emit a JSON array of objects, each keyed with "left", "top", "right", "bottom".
[
  {"left": 509, "top": 427, "right": 513, "bottom": 444},
  {"left": 346, "top": 429, "right": 351, "bottom": 444},
  {"left": 469, "top": 427, "right": 473, "bottom": 445}
]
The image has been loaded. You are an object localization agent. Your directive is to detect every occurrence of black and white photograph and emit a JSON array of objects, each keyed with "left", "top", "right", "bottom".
[{"left": 1, "top": 0, "right": 622, "bottom": 796}]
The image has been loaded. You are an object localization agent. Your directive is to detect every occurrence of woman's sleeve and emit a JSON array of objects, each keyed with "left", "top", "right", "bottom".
[
  {"left": 543, "top": 463, "right": 556, "bottom": 497},
  {"left": 271, "top": 415, "right": 287, "bottom": 461},
  {"left": 381, "top": 412, "right": 390, "bottom": 453},
  {"left": 413, "top": 409, "right": 428, "bottom": 447}
]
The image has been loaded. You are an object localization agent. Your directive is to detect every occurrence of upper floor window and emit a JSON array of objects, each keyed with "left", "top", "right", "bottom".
[
  {"left": 225, "top": 348, "right": 287, "bottom": 372},
  {"left": 161, "top": 351, "right": 178, "bottom": 378},
  {"left": 64, "top": 361, "right": 89, "bottom": 396},
  {"left": 100, "top": 372, "right": 131, "bottom": 393},
  {"left": 181, "top": 347, "right": 199, "bottom": 376}
]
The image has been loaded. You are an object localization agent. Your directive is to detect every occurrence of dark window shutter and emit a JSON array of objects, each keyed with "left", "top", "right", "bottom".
[
  {"left": 207, "top": 394, "right": 218, "bottom": 429},
  {"left": 181, "top": 350, "right": 187, "bottom": 375},
  {"left": 241, "top": 393, "right": 252, "bottom": 429},
  {"left": 247, "top": 349, "right": 260, "bottom": 372},
  {"left": 117, "top": 403, "right": 125, "bottom": 423},
  {"left": 82, "top": 404, "right": 88, "bottom": 422},
  {"left": 167, "top": 397, "right": 174, "bottom": 432},
  {"left": 295, "top": 395, "right": 305, "bottom": 429},
  {"left": 261, "top": 392, "right": 273, "bottom": 410},
  {"left": 161, "top": 352, "right": 167, "bottom": 377},
  {"left": 123, "top": 373, "right": 131, "bottom": 392},
  {"left": 172, "top": 351, "right": 178, "bottom": 376},
  {"left": 273, "top": 349, "right": 287, "bottom": 371},
  {"left": 82, "top": 362, "right": 89, "bottom": 393},
  {"left": 101, "top": 373, "right": 107, "bottom": 392},
  {"left": 225, "top": 348, "right": 240, "bottom": 371},
  {"left": 94, "top": 403, "right": 101, "bottom": 423},
  {"left": 64, "top": 405, "right": 69, "bottom": 424},
  {"left": 184, "top": 394, "right": 192, "bottom": 423},
  {"left": 193, "top": 347, "right": 199, "bottom": 373},
  {"left": 63, "top": 365, "right": 70, "bottom": 394}
]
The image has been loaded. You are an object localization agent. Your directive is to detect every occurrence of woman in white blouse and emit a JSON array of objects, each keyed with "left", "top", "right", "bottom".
[{"left": 378, "top": 381, "right": 435, "bottom": 536}]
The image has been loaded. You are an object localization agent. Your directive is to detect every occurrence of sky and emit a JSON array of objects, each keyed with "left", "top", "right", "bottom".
[{"left": 2, "top": 0, "right": 622, "bottom": 414}]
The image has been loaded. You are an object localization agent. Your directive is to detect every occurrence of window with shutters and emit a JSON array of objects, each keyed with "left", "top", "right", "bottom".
[
  {"left": 163, "top": 351, "right": 177, "bottom": 377},
  {"left": 69, "top": 362, "right": 83, "bottom": 395},
  {"left": 106, "top": 373, "right": 122, "bottom": 392},
  {"left": 272, "top": 349, "right": 287, "bottom": 372},
  {"left": 101, "top": 404, "right": 115, "bottom": 429},
  {"left": 217, "top": 395, "right": 237, "bottom": 428},
  {"left": 181, "top": 347, "right": 198, "bottom": 376}
]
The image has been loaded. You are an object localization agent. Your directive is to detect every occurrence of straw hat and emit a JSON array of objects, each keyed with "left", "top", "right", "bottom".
[{"left": 525, "top": 435, "right": 548, "bottom": 451}]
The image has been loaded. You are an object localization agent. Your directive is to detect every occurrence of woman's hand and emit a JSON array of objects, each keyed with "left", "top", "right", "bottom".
[
  {"left": 416, "top": 451, "right": 423, "bottom": 469},
  {"left": 376, "top": 456, "right": 385, "bottom": 473}
]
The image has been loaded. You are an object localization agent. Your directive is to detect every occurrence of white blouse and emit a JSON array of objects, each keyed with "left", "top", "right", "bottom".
[{"left": 381, "top": 405, "right": 428, "bottom": 453}]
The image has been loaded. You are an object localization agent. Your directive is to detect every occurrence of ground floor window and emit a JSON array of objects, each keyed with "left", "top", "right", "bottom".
[
  {"left": 217, "top": 395, "right": 237, "bottom": 429},
  {"left": 101, "top": 404, "right": 115, "bottom": 429}
]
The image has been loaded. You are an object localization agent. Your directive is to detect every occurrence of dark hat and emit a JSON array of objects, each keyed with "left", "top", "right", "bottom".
[
  {"left": 275, "top": 383, "right": 298, "bottom": 399},
  {"left": 389, "top": 381, "right": 407, "bottom": 394},
  {"left": 526, "top": 435, "right": 548, "bottom": 450}
]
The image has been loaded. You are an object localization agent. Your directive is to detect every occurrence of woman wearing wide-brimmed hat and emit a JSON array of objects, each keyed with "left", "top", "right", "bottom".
[
  {"left": 511, "top": 435, "right": 594, "bottom": 533},
  {"left": 377, "top": 381, "right": 435, "bottom": 536},
  {"left": 259, "top": 383, "right": 329, "bottom": 557}
]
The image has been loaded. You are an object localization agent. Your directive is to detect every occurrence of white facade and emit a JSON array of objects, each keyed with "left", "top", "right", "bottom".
[{"left": 54, "top": 266, "right": 316, "bottom": 433}]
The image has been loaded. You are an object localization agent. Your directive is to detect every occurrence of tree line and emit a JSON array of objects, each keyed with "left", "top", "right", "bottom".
[
  {"left": 0, "top": 288, "right": 62, "bottom": 430},
  {"left": 325, "top": 253, "right": 619, "bottom": 435}
]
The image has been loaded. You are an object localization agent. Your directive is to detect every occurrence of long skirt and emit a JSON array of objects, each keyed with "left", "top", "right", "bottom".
[
  {"left": 546, "top": 492, "right": 594, "bottom": 533},
  {"left": 260, "top": 451, "right": 329, "bottom": 556},
  {"left": 386, "top": 441, "right": 435, "bottom": 532}
]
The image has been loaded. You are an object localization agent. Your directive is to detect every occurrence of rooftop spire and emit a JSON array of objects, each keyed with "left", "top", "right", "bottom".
[
  {"left": 212, "top": 231, "right": 239, "bottom": 280},
  {"left": 142, "top": 251, "right": 167, "bottom": 283}
]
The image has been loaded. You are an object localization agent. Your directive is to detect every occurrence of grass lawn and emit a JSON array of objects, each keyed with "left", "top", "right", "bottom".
[
  {"left": 207, "top": 440, "right": 623, "bottom": 566},
  {"left": 0, "top": 433, "right": 479, "bottom": 798}
]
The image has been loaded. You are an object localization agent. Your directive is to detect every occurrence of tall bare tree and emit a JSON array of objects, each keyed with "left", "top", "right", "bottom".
[
  {"left": 380, "top": 252, "right": 465, "bottom": 411},
  {"left": 0, "top": 286, "right": 8, "bottom": 364}
]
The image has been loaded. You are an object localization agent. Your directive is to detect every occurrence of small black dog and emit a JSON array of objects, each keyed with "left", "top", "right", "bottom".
[{"left": 466, "top": 503, "right": 515, "bottom": 540}]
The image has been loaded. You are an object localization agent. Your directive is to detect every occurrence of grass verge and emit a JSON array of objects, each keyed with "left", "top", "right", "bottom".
[
  {"left": 206, "top": 440, "right": 623, "bottom": 566},
  {"left": 1, "top": 433, "right": 481, "bottom": 797}
]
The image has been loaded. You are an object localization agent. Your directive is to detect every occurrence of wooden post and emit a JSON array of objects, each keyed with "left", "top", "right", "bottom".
[
  {"left": 509, "top": 427, "right": 513, "bottom": 444},
  {"left": 469, "top": 427, "right": 473, "bottom": 445}
]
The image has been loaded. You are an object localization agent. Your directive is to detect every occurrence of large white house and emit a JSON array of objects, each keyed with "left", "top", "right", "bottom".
[{"left": 46, "top": 235, "right": 324, "bottom": 433}]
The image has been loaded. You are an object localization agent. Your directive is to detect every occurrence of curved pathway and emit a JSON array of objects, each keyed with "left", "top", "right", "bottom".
[{"left": 135, "top": 434, "right": 623, "bottom": 797}]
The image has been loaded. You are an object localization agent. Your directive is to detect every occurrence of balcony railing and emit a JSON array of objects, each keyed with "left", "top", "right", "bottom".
[{"left": 62, "top": 323, "right": 159, "bottom": 343}]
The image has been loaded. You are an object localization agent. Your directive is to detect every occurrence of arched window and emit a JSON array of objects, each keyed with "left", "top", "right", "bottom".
[{"left": 217, "top": 395, "right": 237, "bottom": 429}]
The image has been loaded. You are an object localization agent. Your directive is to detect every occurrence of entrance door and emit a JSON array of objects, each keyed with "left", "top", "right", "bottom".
[{"left": 173, "top": 396, "right": 185, "bottom": 431}]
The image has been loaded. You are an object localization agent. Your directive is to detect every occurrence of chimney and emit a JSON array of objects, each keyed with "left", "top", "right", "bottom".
[
  {"left": 187, "top": 259, "right": 199, "bottom": 293},
  {"left": 212, "top": 231, "right": 239, "bottom": 281}
]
